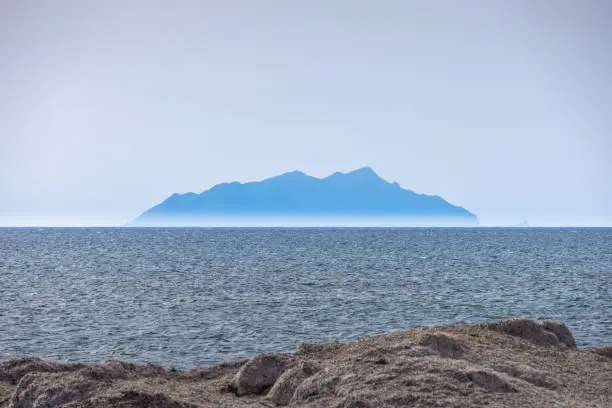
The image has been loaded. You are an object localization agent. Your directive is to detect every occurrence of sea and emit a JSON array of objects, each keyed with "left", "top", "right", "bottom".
[{"left": 0, "top": 227, "right": 610, "bottom": 369}]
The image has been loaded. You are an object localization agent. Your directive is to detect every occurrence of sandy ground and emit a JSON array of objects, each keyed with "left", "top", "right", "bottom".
[{"left": 1, "top": 318, "right": 610, "bottom": 407}]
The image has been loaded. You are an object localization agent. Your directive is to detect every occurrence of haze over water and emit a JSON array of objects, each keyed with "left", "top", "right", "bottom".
[{"left": 1, "top": 227, "right": 609, "bottom": 369}]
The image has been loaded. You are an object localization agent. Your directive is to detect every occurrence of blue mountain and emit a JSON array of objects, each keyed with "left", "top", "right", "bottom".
[{"left": 132, "top": 167, "right": 477, "bottom": 226}]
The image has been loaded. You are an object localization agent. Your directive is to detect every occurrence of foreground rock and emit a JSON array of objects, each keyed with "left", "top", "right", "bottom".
[
  {"left": 233, "top": 354, "right": 289, "bottom": 396},
  {"left": 1, "top": 319, "right": 610, "bottom": 407}
]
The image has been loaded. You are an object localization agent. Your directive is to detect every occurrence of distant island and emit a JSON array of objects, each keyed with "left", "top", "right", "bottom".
[{"left": 132, "top": 167, "right": 478, "bottom": 226}]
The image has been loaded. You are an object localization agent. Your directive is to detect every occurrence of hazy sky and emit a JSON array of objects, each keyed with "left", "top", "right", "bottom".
[{"left": 1, "top": 0, "right": 610, "bottom": 226}]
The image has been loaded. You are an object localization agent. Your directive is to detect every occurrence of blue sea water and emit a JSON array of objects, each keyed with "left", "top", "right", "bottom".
[{"left": 0, "top": 228, "right": 610, "bottom": 369}]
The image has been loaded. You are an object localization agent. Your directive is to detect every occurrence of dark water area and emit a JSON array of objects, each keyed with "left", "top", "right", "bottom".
[{"left": 0, "top": 227, "right": 610, "bottom": 369}]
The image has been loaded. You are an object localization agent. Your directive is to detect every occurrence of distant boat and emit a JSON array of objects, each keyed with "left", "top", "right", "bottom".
[{"left": 509, "top": 221, "right": 530, "bottom": 227}]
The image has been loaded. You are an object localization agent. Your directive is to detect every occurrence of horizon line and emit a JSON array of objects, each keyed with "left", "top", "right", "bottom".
[{"left": 1, "top": 224, "right": 611, "bottom": 228}]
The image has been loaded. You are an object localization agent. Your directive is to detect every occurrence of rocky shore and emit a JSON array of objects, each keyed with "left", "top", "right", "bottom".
[{"left": 1, "top": 319, "right": 610, "bottom": 407}]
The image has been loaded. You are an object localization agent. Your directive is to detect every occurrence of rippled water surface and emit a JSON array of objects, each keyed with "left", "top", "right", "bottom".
[{"left": 0, "top": 228, "right": 610, "bottom": 368}]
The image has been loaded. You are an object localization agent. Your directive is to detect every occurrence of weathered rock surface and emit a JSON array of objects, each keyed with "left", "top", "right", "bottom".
[
  {"left": 0, "top": 359, "right": 83, "bottom": 385},
  {"left": 483, "top": 318, "right": 576, "bottom": 348},
  {"left": 590, "top": 346, "right": 612, "bottom": 358},
  {"left": 233, "top": 353, "right": 290, "bottom": 396},
  {"left": 266, "top": 362, "right": 319, "bottom": 406},
  {"left": 0, "top": 319, "right": 609, "bottom": 407},
  {"left": 417, "top": 332, "right": 466, "bottom": 358}
]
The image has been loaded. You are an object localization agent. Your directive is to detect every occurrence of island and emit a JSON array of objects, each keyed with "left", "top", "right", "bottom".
[{"left": 132, "top": 167, "right": 478, "bottom": 226}]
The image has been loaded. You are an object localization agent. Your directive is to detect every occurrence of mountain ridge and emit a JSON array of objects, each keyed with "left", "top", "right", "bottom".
[{"left": 133, "top": 167, "right": 477, "bottom": 226}]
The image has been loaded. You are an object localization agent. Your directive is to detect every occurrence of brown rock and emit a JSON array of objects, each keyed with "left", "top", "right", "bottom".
[
  {"left": 0, "top": 319, "right": 608, "bottom": 408},
  {"left": 266, "top": 362, "right": 319, "bottom": 406},
  {"left": 417, "top": 332, "right": 466, "bottom": 358},
  {"left": 484, "top": 318, "right": 576, "bottom": 348},
  {"left": 291, "top": 371, "right": 340, "bottom": 402},
  {"left": 463, "top": 370, "right": 515, "bottom": 393},
  {"left": 233, "top": 353, "right": 289, "bottom": 396},
  {"left": 590, "top": 346, "right": 612, "bottom": 358},
  {"left": 9, "top": 371, "right": 98, "bottom": 408},
  {"left": 0, "top": 359, "right": 82, "bottom": 386},
  {"left": 537, "top": 321, "right": 576, "bottom": 348}
]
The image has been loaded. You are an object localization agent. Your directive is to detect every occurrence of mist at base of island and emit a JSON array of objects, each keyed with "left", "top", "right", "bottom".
[{"left": 129, "top": 215, "right": 480, "bottom": 228}]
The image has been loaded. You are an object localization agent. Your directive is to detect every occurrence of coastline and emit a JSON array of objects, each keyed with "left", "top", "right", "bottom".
[{"left": 1, "top": 319, "right": 610, "bottom": 408}]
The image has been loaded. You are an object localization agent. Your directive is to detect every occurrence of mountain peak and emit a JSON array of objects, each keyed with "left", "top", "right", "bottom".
[
  {"left": 342, "top": 166, "right": 388, "bottom": 184},
  {"left": 352, "top": 165, "right": 375, "bottom": 173},
  {"left": 264, "top": 170, "right": 311, "bottom": 183},
  {"left": 324, "top": 167, "right": 382, "bottom": 181},
  {"left": 347, "top": 166, "right": 379, "bottom": 177}
]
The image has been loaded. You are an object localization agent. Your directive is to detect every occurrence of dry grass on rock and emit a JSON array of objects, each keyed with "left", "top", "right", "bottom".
[{"left": 1, "top": 319, "right": 610, "bottom": 407}]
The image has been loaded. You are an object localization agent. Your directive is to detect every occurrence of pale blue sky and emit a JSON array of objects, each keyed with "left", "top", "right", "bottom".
[{"left": 0, "top": 1, "right": 610, "bottom": 226}]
